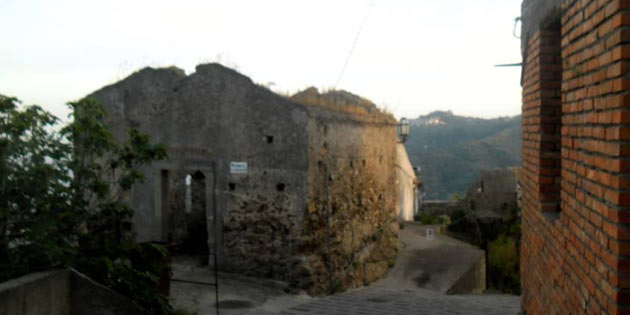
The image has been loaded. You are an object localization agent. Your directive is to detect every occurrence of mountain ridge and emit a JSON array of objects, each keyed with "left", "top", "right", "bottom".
[{"left": 405, "top": 111, "right": 521, "bottom": 200}]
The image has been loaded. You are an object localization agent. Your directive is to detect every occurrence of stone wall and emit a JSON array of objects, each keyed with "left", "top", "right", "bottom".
[
  {"left": 0, "top": 269, "right": 149, "bottom": 315},
  {"left": 295, "top": 106, "right": 399, "bottom": 294},
  {"left": 0, "top": 269, "right": 70, "bottom": 315},
  {"left": 89, "top": 64, "right": 399, "bottom": 294},
  {"left": 521, "top": 0, "right": 630, "bottom": 313},
  {"left": 90, "top": 64, "right": 310, "bottom": 275},
  {"left": 463, "top": 169, "right": 519, "bottom": 221},
  {"left": 447, "top": 169, "right": 520, "bottom": 248}
]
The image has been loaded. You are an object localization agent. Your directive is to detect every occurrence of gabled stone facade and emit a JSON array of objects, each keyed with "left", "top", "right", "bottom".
[{"left": 88, "top": 63, "right": 399, "bottom": 294}]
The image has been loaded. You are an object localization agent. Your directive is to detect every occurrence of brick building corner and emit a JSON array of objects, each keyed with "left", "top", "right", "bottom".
[{"left": 521, "top": 0, "right": 630, "bottom": 313}]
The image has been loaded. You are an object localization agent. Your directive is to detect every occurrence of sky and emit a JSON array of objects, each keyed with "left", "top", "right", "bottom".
[{"left": 0, "top": 0, "right": 523, "bottom": 122}]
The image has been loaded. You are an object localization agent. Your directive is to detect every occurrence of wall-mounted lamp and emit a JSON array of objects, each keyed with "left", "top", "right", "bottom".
[{"left": 397, "top": 117, "right": 410, "bottom": 143}]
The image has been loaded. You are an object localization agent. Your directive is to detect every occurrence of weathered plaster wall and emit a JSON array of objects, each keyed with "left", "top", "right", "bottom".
[
  {"left": 0, "top": 269, "right": 149, "bottom": 315},
  {"left": 0, "top": 269, "right": 70, "bottom": 315},
  {"left": 520, "top": 0, "right": 564, "bottom": 49},
  {"left": 90, "top": 64, "right": 310, "bottom": 266},
  {"left": 89, "top": 63, "right": 399, "bottom": 294},
  {"left": 395, "top": 143, "right": 417, "bottom": 222}
]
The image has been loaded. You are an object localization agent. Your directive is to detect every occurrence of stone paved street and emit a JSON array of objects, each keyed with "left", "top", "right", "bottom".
[{"left": 280, "top": 287, "right": 520, "bottom": 315}]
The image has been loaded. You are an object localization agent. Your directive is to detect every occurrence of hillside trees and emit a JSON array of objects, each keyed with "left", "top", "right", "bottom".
[
  {"left": 0, "top": 96, "right": 171, "bottom": 313},
  {"left": 405, "top": 111, "right": 521, "bottom": 199}
]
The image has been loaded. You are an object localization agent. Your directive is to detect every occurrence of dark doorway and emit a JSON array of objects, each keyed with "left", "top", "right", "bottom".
[{"left": 168, "top": 170, "right": 209, "bottom": 265}]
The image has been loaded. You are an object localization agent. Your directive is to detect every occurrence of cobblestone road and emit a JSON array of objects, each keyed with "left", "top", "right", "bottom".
[{"left": 279, "top": 287, "right": 520, "bottom": 315}]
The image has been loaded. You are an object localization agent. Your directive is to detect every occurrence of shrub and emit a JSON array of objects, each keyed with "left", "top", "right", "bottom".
[
  {"left": 0, "top": 97, "right": 171, "bottom": 313},
  {"left": 417, "top": 213, "right": 437, "bottom": 225},
  {"left": 487, "top": 234, "right": 520, "bottom": 294},
  {"left": 417, "top": 213, "right": 451, "bottom": 225}
]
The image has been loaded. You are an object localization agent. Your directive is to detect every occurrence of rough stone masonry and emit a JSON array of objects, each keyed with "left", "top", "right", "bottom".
[{"left": 88, "top": 63, "right": 399, "bottom": 295}]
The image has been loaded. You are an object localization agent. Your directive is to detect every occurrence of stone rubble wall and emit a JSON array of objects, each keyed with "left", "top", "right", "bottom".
[
  {"left": 89, "top": 64, "right": 399, "bottom": 295},
  {"left": 463, "top": 169, "right": 520, "bottom": 221},
  {"left": 296, "top": 107, "right": 399, "bottom": 294}
]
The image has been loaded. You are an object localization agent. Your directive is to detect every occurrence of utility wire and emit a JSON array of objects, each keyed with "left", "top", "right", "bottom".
[{"left": 334, "top": 0, "right": 374, "bottom": 89}]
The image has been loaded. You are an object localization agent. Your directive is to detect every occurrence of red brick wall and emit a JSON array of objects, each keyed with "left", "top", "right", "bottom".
[{"left": 521, "top": 0, "right": 630, "bottom": 314}]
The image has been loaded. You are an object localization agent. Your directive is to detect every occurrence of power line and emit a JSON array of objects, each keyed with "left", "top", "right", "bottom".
[{"left": 334, "top": 0, "right": 374, "bottom": 89}]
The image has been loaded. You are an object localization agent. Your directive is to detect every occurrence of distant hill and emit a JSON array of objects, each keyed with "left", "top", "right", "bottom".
[{"left": 405, "top": 111, "right": 521, "bottom": 200}]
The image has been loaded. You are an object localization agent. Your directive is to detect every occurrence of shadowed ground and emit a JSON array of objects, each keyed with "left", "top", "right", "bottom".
[{"left": 169, "top": 223, "right": 520, "bottom": 314}]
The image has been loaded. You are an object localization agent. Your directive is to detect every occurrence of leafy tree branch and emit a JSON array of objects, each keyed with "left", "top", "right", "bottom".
[{"left": 0, "top": 96, "right": 171, "bottom": 314}]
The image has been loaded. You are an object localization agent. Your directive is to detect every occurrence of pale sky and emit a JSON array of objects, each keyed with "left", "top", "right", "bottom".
[{"left": 0, "top": 0, "right": 523, "bottom": 121}]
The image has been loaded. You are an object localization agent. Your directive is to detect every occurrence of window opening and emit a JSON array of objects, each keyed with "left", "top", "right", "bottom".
[{"left": 185, "top": 174, "right": 192, "bottom": 214}]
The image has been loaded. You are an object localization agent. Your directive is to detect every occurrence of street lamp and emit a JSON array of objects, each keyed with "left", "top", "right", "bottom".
[{"left": 397, "top": 117, "right": 410, "bottom": 143}]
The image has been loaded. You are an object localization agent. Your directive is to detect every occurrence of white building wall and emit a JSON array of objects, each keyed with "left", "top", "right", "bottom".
[{"left": 395, "top": 144, "right": 417, "bottom": 221}]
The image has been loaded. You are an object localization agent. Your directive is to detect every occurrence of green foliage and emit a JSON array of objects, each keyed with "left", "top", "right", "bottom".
[
  {"left": 450, "top": 210, "right": 467, "bottom": 223},
  {"left": 405, "top": 111, "right": 521, "bottom": 199},
  {"left": 487, "top": 234, "right": 521, "bottom": 294},
  {"left": 0, "top": 96, "right": 171, "bottom": 313},
  {"left": 436, "top": 214, "right": 451, "bottom": 225},
  {"left": 0, "top": 96, "right": 74, "bottom": 278},
  {"left": 417, "top": 213, "right": 436, "bottom": 225},
  {"left": 450, "top": 192, "right": 463, "bottom": 202},
  {"left": 417, "top": 213, "right": 451, "bottom": 225},
  {"left": 445, "top": 200, "right": 522, "bottom": 294}
]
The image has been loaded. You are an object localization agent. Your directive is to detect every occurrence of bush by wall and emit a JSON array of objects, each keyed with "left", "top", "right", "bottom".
[{"left": 0, "top": 96, "right": 171, "bottom": 313}]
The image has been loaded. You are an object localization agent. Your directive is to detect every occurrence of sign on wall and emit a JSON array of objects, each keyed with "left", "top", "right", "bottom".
[{"left": 230, "top": 162, "right": 248, "bottom": 174}]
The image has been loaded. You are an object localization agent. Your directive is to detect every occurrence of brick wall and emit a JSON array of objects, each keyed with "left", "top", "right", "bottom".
[{"left": 521, "top": 0, "right": 630, "bottom": 314}]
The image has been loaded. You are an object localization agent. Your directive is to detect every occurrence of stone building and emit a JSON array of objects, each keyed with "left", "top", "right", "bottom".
[
  {"left": 521, "top": 0, "right": 630, "bottom": 313},
  {"left": 88, "top": 63, "right": 399, "bottom": 294},
  {"left": 395, "top": 143, "right": 418, "bottom": 221},
  {"left": 447, "top": 169, "right": 520, "bottom": 246},
  {"left": 464, "top": 169, "right": 519, "bottom": 221}
]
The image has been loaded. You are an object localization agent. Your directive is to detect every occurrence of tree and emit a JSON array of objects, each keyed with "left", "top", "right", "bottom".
[
  {"left": 0, "top": 96, "right": 171, "bottom": 314},
  {"left": 450, "top": 192, "right": 464, "bottom": 202}
]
